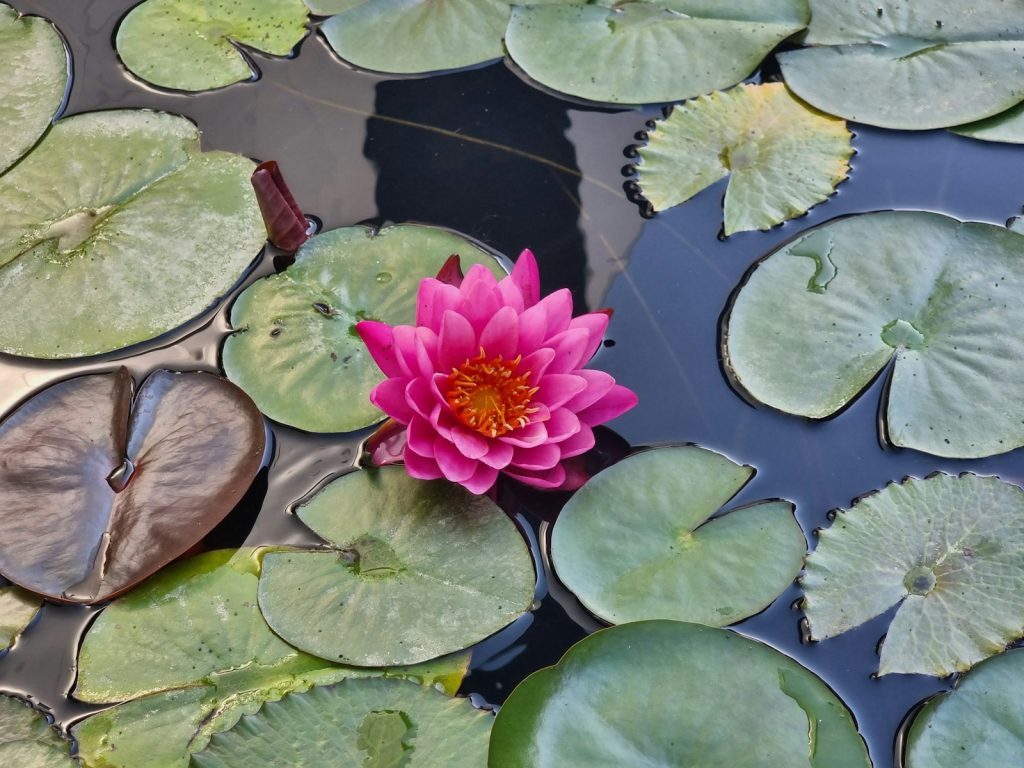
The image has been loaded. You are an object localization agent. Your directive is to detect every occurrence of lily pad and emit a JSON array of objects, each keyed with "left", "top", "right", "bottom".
[
  {"left": 0, "top": 3, "right": 69, "bottom": 175},
  {"left": 505, "top": 1, "right": 809, "bottom": 105},
  {"left": 0, "top": 109, "right": 265, "bottom": 359},
  {"left": 904, "top": 648, "right": 1024, "bottom": 767},
  {"left": 489, "top": 620, "right": 869, "bottom": 768},
  {"left": 116, "top": 0, "right": 309, "bottom": 92},
  {"left": 73, "top": 550, "right": 469, "bottom": 768},
  {"left": 222, "top": 224, "right": 504, "bottom": 433},
  {"left": 779, "top": 0, "right": 1024, "bottom": 129},
  {"left": 0, "top": 368, "right": 265, "bottom": 603},
  {"left": 0, "top": 695, "right": 75, "bottom": 767},
  {"left": 191, "top": 678, "right": 491, "bottom": 767},
  {"left": 552, "top": 446, "right": 805, "bottom": 627},
  {"left": 0, "top": 580, "right": 41, "bottom": 651},
  {"left": 804, "top": 473, "right": 1024, "bottom": 677},
  {"left": 724, "top": 210, "right": 1024, "bottom": 458},
  {"left": 636, "top": 83, "right": 852, "bottom": 234},
  {"left": 306, "top": 0, "right": 368, "bottom": 16},
  {"left": 321, "top": 0, "right": 582, "bottom": 75},
  {"left": 258, "top": 467, "right": 536, "bottom": 666},
  {"left": 952, "top": 102, "right": 1024, "bottom": 144}
]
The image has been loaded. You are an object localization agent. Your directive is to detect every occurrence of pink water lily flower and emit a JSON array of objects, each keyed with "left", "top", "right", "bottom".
[{"left": 356, "top": 250, "right": 638, "bottom": 494}]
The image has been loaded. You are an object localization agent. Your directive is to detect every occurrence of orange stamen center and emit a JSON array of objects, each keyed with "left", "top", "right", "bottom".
[{"left": 445, "top": 348, "right": 539, "bottom": 438}]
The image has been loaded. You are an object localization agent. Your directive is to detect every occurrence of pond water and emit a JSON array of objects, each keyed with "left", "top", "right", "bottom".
[{"left": 3, "top": 2, "right": 1024, "bottom": 766}]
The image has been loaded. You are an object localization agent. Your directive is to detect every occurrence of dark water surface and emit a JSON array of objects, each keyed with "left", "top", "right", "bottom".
[{"left": 3, "top": 2, "right": 1024, "bottom": 766}]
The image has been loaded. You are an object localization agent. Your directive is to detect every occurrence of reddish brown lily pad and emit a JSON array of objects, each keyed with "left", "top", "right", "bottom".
[{"left": 0, "top": 369, "right": 265, "bottom": 603}]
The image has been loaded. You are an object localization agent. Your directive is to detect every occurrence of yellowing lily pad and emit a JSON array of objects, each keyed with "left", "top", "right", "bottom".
[
  {"left": 505, "top": 1, "right": 809, "bottom": 105},
  {"left": 0, "top": 3, "right": 69, "bottom": 174},
  {"left": 192, "top": 678, "right": 492, "bottom": 768},
  {"left": 222, "top": 224, "right": 504, "bottom": 433},
  {"left": 779, "top": 0, "right": 1024, "bottom": 129},
  {"left": 490, "top": 621, "right": 869, "bottom": 768},
  {"left": 0, "top": 110, "right": 265, "bottom": 359},
  {"left": 724, "top": 210, "right": 1024, "bottom": 458},
  {"left": 904, "top": 648, "right": 1024, "bottom": 767},
  {"left": 0, "top": 580, "right": 41, "bottom": 651},
  {"left": 116, "top": 0, "right": 309, "bottom": 92},
  {"left": 804, "top": 473, "right": 1024, "bottom": 677},
  {"left": 0, "top": 695, "right": 75, "bottom": 767},
  {"left": 637, "top": 83, "right": 852, "bottom": 234},
  {"left": 73, "top": 550, "right": 470, "bottom": 768},
  {"left": 552, "top": 446, "right": 805, "bottom": 627},
  {"left": 258, "top": 467, "right": 536, "bottom": 666}
]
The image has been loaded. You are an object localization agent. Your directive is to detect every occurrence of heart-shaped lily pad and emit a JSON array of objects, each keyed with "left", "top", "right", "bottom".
[
  {"left": 552, "top": 446, "right": 805, "bottom": 627},
  {"left": 0, "top": 579, "right": 41, "bottom": 651},
  {"left": 804, "top": 473, "right": 1024, "bottom": 677},
  {"left": 116, "top": 0, "right": 309, "bottom": 92},
  {"left": 904, "top": 647, "right": 1024, "bottom": 767},
  {"left": 0, "top": 109, "right": 265, "bottom": 359},
  {"left": 192, "top": 678, "right": 492, "bottom": 768},
  {"left": 0, "top": 368, "right": 265, "bottom": 603},
  {"left": 258, "top": 467, "right": 536, "bottom": 666},
  {"left": 724, "top": 210, "right": 1024, "bottom": 458},
  {"left": 505, "top": 1, "right": 809, "bottom": 105},
  {"left": 779, "top": 0, "right": 1024, "bottom": 129},
  {"left": 0, "top": 695, "right": 75, "bottom": 767},
  {"left": 490, "top": 620, "right": 870, "bottom": 768},
  {"left": 636, "top": 83, "right": 852, "bottom": 234},
  {"left": 73, "top": 550, "right": 469, "bottom": 768},
  {"left": 952, "top": 102, "right": 1024, "bottom": 144},
  {"left": 0, "top": 3, "right": 69, "bottom": 175},
  {"left": 222, "top": 224, "right": 504, "bottom": 433}
]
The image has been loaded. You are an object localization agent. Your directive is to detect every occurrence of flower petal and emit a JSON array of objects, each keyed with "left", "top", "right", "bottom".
[
  {"left": 545, "top": 408, "right": 581, "bottom": 443},
  {"left": 511, "top": 442, "right": 561, "bottom": 471},
  {"left": 439, "top": 310, "right": 477, "bottom": 371},
  {"left": 405, "top": 378, "right": 435, "bottom": 420},
  {"left": 519, "top": 347, "right": 555, "bottom": 385},
  {"left": 403, "top": 445, "right": 443, "bottom": 480},
  {"left": 461, "top": 462, "right": 499, "bottom": 495},
  {"left": 538, "top": 288, "right": 574, "bottom": 338},
  {"left": 462, "top": 274, "right": 502, "bottom": 333},
  {"left": 434, "top": 437, "right": 478, "bottom": 483},
  {"left": 417, "top": 278, "right": 462, "bottom": 328},
  {"left": 517, "top": 301, "right": 549, "bottom": 355},
  {"left": 479, "top": 439, "right": 514, "bottom": 469},
  {"left": 356, "top": 321, "right": 404, "bottom": 377},
  {"left": 536, "top": 374, "right": 587, "bottom": 411},
  {"left": 480, "top": 306, "right": 519, "bottom": 360},
  {"left": 413, "top": 327, "right": 439, "bottom": 378},
  {"left": 563, "top": 369, "right": 616, "bottom": 413},
  {"left": 544, "top": 328, "right": 591, "bottom": 375},
  {"left": 451, "top": 425, "right": 489, "bottom": 460},
  {"left": 369, "top": 378, "right": 413, "bottom": 423},
  {"left": 504, "top": 462, "right": 566, "bottom": 490},
  {"left": 406, "top": 416, "right": 436, "bottom": 458},
  {"left": 576, "top": 384, "right": 638, "bottom": 426},
  {"left": 568, "top": 311, "right": 610, "bottom": 365},
  {"left": 499, "top": 420, "right": 548, "bottom": 448},
  {"left": 509, "top": 248, "right": 540, "bottom": 308},
  {"left": 392, "top": 326, "right": 420, "bottom": 377},
  {"left": 557, "top": 423, "right": 595, "bottom": 458}
]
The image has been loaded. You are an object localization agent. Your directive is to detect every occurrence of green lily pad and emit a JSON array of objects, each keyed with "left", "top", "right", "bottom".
[
  {"left": 258, "top": 467, "right": 536, "bottom": 666},
  {"left": 321, "top": 0, "right": 583, "bottom": 75},
  {"left": 0, "top": 109, "right": 265, "bottom": 359},
  {"left": 0, "top": 3, "right": 69, "bottom": 175},
  {"left": 904, "top": 648, "right": 1024, "bottom": 766},
  {"left": 804, "top": 473, "right": 1024, "bottom": 677},
  {"left": 0, "top": 579, "right": 41, "bottom": 651},
  {"left": 779, "top": 0, "right": 1024, "bottom": 129},
  {"left": 306, "top": 0, "right": 367, "bottom": 15},
  {"left": 0, "top": 695, "right": 75, "bottom": 767},
  {"left": 505, "top": 0, "right": 809, "bottom": 105},
  {"left": 636, "top": 83, "right": 852, "bottom": 234},
  {"left": 552, "top": 446, "right": 805, "bottom": 627},
  {"left": 490, "top": 621, "right": 869, "bottom": 768},
  {"left": 724, "top": 210, "right": 1024, "bottom": 458},
  {"left": 222, "top": 224, "right": 504, "bottom": 433},
  {"left": 73, "top": 550, "right": 470, "bottom": 768},
  {"left": 116, "top": 0, "right": 309, "bottom": 92},
  {"left": 191, "top": 678, "right": 491, "bottom": 768},
  {"left": 952, "top": 102, "right": 1024, "bottom": 144}
]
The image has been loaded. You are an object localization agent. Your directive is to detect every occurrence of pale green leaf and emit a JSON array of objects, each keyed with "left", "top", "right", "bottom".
[
  {"left": 0, "top": 695, "right": 74, "bottom": 767},
  {"left": 0, "top": 582, "right": 41, "bottom": 651},
  {"left": 952, "top": 101, "right": 1024, "bottom": 144}
]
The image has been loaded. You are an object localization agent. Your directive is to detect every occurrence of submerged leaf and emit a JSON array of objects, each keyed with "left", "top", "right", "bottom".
[
  {"left": 258, "top": 467, "right": 536, "bottom": 666},
  {"left": 804, "top": 473, "right": 1024, "bottom": 676},
  {"left": 489, "top": 621, "right": 869, "bottom": 768},
  {"left": 779, "top": 0, "right": 1024, "bottom": 129},
  {"left": 116, "top": 0, "right": 309, "bottom": 92},
  {"left": 191, "top": 678, "right": 491, "bottom": 768},
  {"left": 0, "top": 3, "right": 69, "bottom": 175},
  {"left": 73, "top": 550, "right": 469, "bottom": 768},
  {"left": 0, "top": 110, "right": 265, "bottom": 359},
  {"left": 724, "top": 210, "right": 1024, "bottom": 458},
  {"left": 0, "top": 369, "right": 265, "bottom": 603},
  {"left": 904, "top": 648, "right": 1024, "bottom": 766},
  {"left": 0, "top": 695, "right": 75, "bottom": 767},
  {"left": 505, "top": 1, "right": 809, "bottom": 104},
  {"left": 637, "top": 83, "right": 852, "bottom": 234},
  {"left": 222, "top": 224, "right": 504, "bottom": 433},
  {"left": 0, "top": 580, "right": 41, "bottom": 651},
  {"left": 552, "top": 446, "right": 805, "bottom": 627}
]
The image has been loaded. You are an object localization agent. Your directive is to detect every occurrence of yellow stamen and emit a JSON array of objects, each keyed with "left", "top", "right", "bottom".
[{"left": 445, "top": 348, "right": 538, "bottom": 437}]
